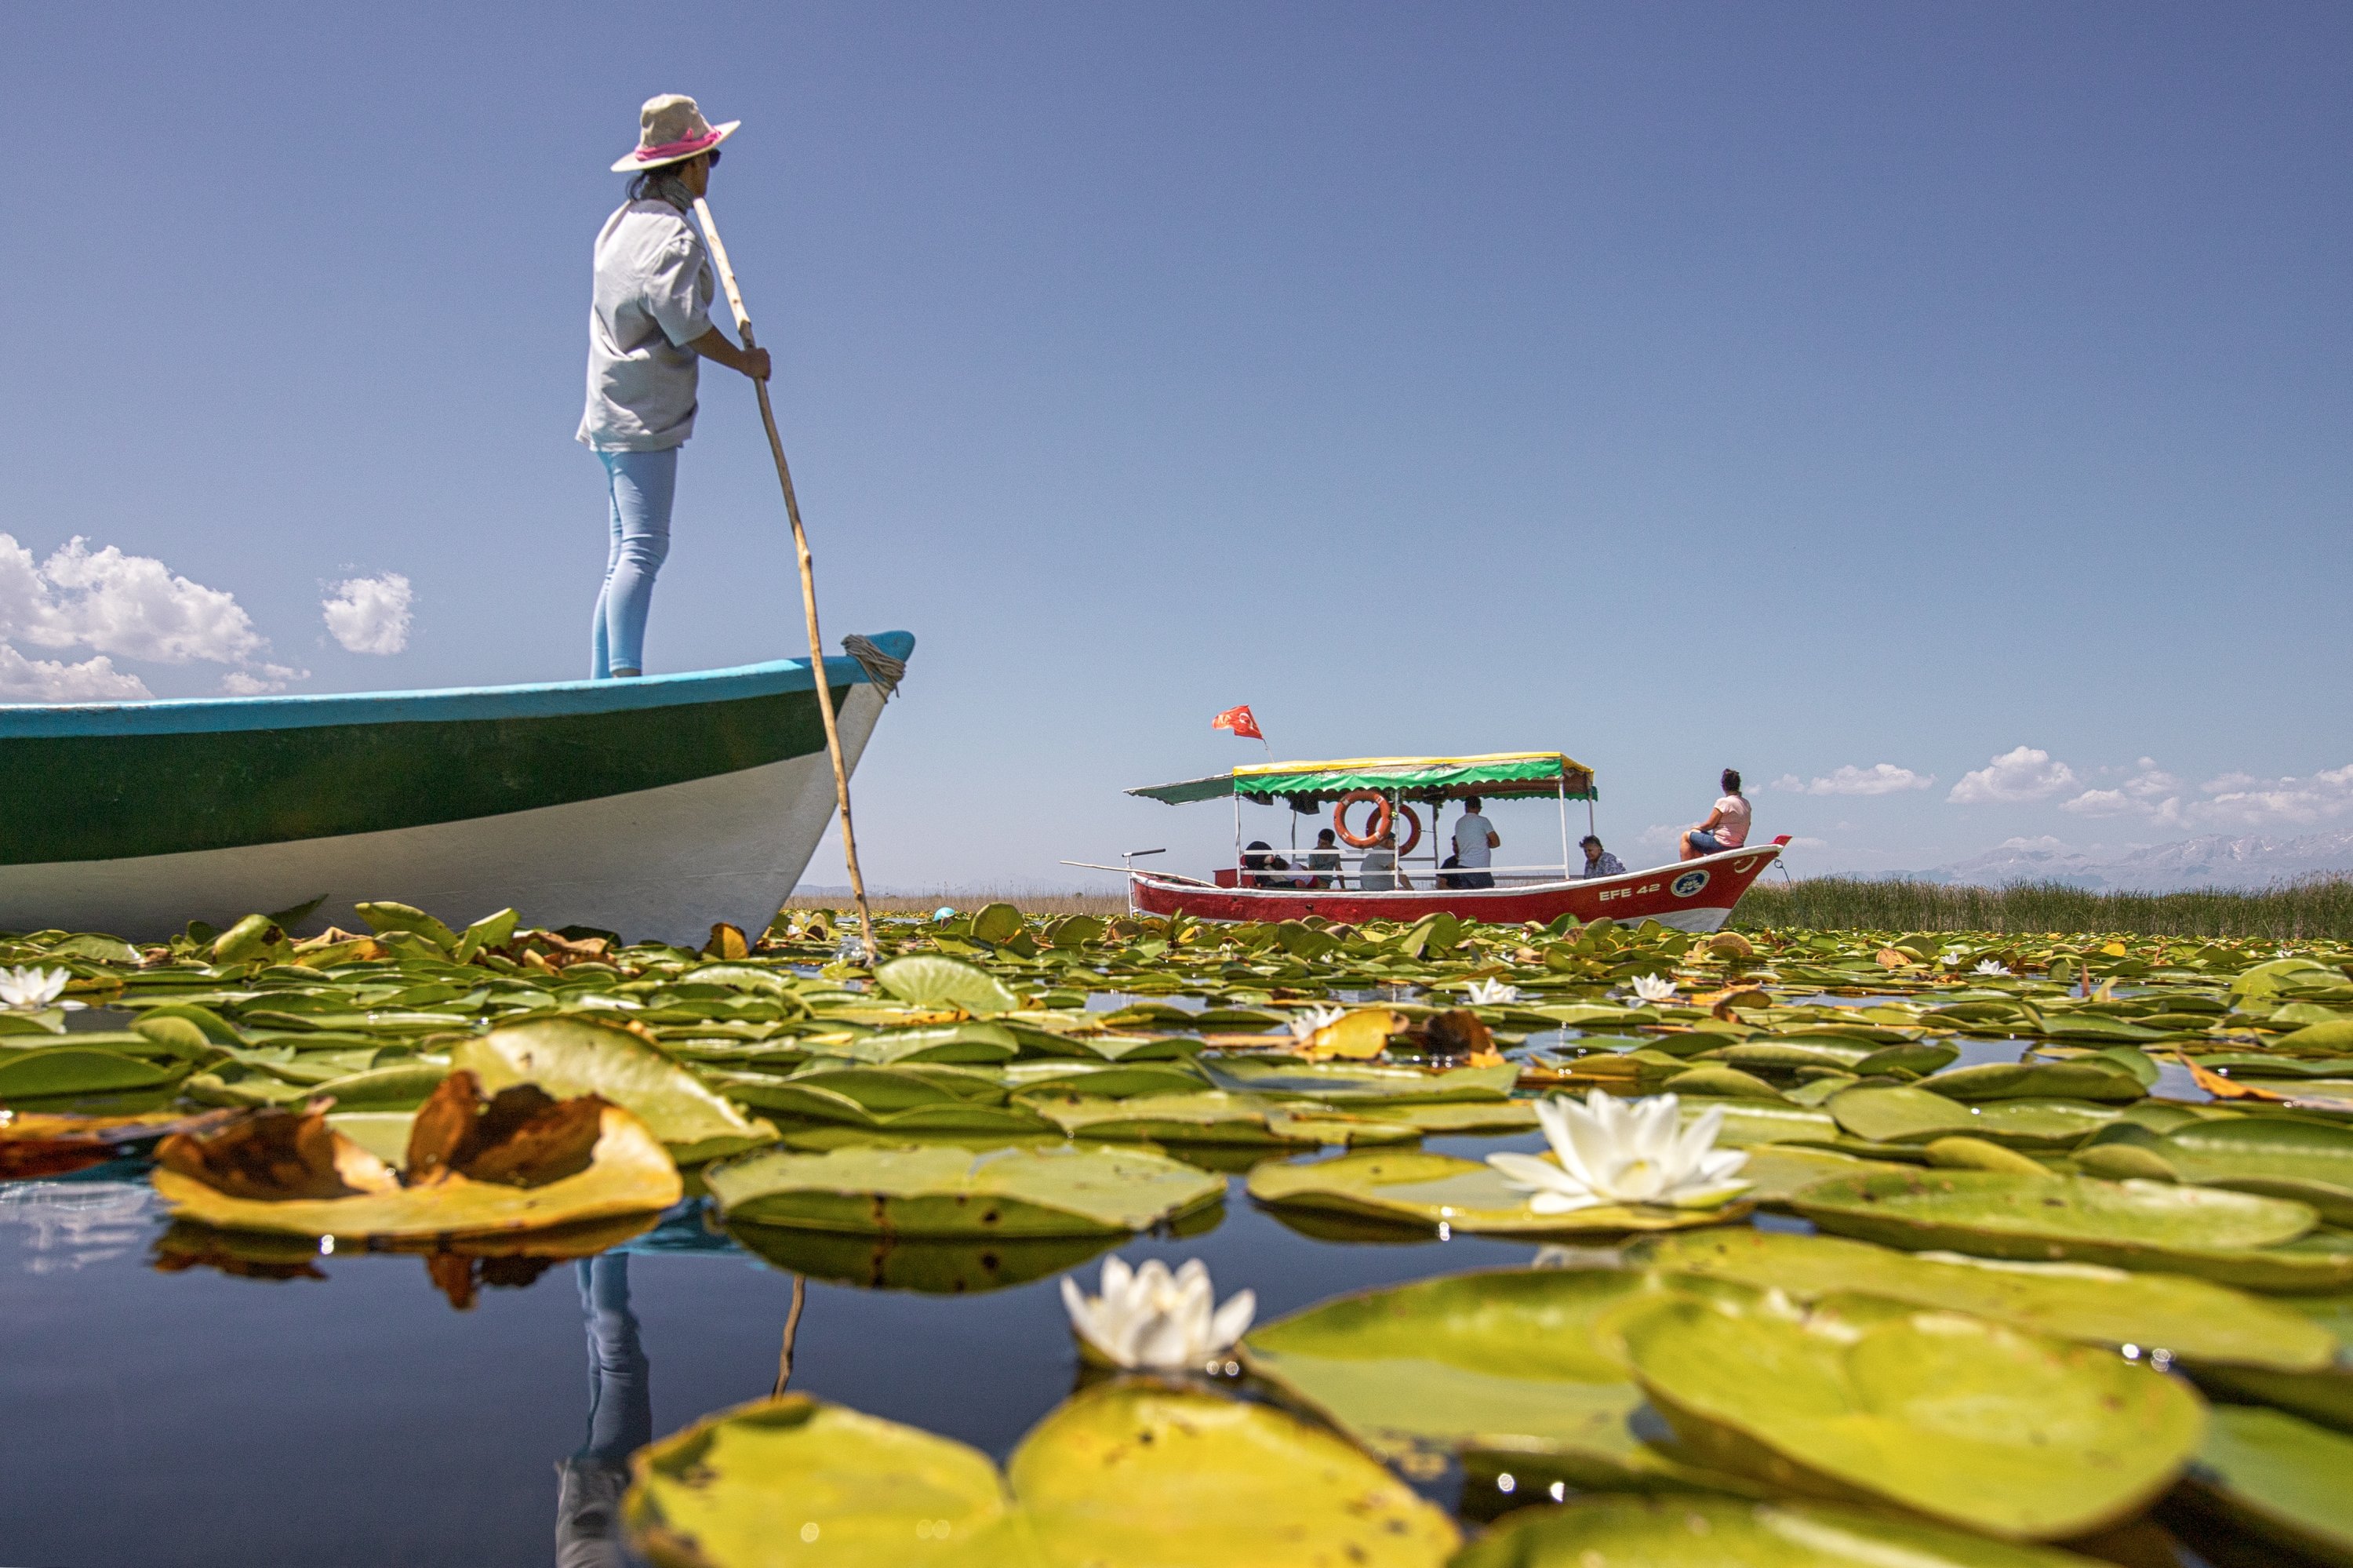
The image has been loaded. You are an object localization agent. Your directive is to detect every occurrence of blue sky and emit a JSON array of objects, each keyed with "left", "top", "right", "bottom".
[{"left": 3, "top": 3, "right": 2347, "bottom": 889}]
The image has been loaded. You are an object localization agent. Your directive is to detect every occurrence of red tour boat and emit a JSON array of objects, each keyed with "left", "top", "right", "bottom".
[{"left": 1104, "top": 751, "right": 1785, "bottom": 930}]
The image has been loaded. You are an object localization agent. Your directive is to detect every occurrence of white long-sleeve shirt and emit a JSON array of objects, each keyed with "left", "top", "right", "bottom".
[{"left": 577, "top": 200, "right": 715, "bottom": 451}]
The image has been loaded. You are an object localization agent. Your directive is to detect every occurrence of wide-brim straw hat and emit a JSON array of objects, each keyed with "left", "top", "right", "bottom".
[{"left": 611, "top": 93, "right": 740, "bottom": 173}]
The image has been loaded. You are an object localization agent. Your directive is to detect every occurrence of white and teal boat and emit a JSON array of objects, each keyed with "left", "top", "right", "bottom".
[{"left": 0, "top": 631, "right": 913, "bottom": 946}]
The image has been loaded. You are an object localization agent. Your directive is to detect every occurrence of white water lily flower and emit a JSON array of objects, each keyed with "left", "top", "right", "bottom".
[
  {"left": 1940, "top": 950, "right": 1965, "bottom": 968},
  {"left": 1974, "top": 959, "right": 2012, "bottom": 977},
  {"left": 1628, "top": 973, "right": 1675, "bottom": 1004},
  {"left": 1465, "top": 979, "right": 1519, "bottom": 1006},
  {"left": 1486, "top": 1090, "right": 1749, "bottom": 1213},
  {"left": 1060, "top": 1256, "right": 1257, "bottom": 1372},
  {"left": 0, "top": 967, "right": 81, "bottom": 1011},
  {"left": 1286, "top": 1003, "right": 1347, "bottom": 1042}
]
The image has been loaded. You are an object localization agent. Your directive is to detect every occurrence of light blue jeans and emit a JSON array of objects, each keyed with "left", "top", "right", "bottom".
[{"left": 591, "top": 446, "right": 677, "bottom": 678}]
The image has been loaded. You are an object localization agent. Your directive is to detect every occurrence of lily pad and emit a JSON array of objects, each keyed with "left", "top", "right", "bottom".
[
  {"left": 1922, "top": 1060, "right": 2146, "bottom": 1103},
  {"left": 1247, "top": 1151, "right": 1753, "bottom": 1238},
  {"left": 1452, "top": 1495, "right": 2102, "bottom": 1568},
  {"left": 1624, "top": 1293, "right": 2204, "bottom": 1539},
  {"left": 0, "top": 1046, "right": 193, "bottom": 1099},
  {"left": 2180, "top": 1405, "right": 2353, "bottom": 1566},
  {"left": 1242, "top": 1266, "right": 1729, "bottom": 1491},
  {"left": 819, "top": 1023, "right": 1018, "bottom": 1066},
  {"left": 453, "top": 1017, "right": 775, "bottom": 1163},
  {"left": 151, "top": 1101, "right": 682, "bottom": 1239},
  {"left": 726, "top": 1221, "right": 1120, "bottom": 1295},
  {"left": 2085, "top": 1117, "right": 2353, "bottom": 1224},
  {"left": 623, "top": 1383, "right": 1459, "bottom": 1567},
  {"left": 873, "top": 956, "right": 1020, "bottom": 1016},
  {"left": 702, "top": 1142, "right": 1224, "bottom": 1236},
  {"left": 1827, "top": 1085, "right": 1979, "bottom": 1144},
  {"left": 1629, "top": 1228, "right": 2337, "bottom": 1370},
  {"left": 1792, "top": 1170, "right": 2353, "bottom": 1290}
]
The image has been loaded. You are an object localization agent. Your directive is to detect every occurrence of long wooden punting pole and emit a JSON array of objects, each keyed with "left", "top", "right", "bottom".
[{"left": 694, "top": 196, "right": 876, "bottom": 964}]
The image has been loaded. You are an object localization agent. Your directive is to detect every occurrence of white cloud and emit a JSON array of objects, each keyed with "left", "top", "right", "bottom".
[
  {"left": 1947, "top": 746, "right": 2081, "bottom": 805},
  {"left": 322, "top": 573, "right": 413, "bottom": 656},
  {"left": 1997, "top": 835, "right": 2070, "bottom": 852},
  {"left": 1636, "top": 824, "right": 1682, "bottom": 848},
  {"left": 0, "top": 533, "right": 300, "bottom": 700},
  {"left": 0, "top": 645, "right": 151, "bottom": 701},
  {"left": 2059, "top": 759, "right": 2353, "bottom": 832},
  {"left": 1773, "top": 763, "right": 1934, "bottom": 797},
  {"left": 220, "top": 664, "right": 302, "bottom": 697},
  {"left": 1784, "top": 835, "right": 1830, "bottom": 851}
]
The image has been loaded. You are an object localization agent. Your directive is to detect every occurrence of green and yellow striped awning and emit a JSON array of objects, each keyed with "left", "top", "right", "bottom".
[{"left": 1128, "top": 751, "right": 1595, "bottom": 806}]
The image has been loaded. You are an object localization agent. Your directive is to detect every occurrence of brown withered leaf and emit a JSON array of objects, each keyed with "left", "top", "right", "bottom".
[
  {"left": 402, "top": 1073, "right": 606, "bottom": 1188},
  {"left": 156, "top": 1105, "right": 360, "bottom": 1200},
  {"left": 427, "top": 1250, "right": 478, "bottom": 1309},
  {"left": 464, "top": 1090, "right": 604, "bottom": 1187},
  {"left": 403, "top": 1070, "right": 486, "bottom": 1184},
  {"left": 425, "top": 1250, "right": 565, "bottom": 1311},
  {"left": 1395, "top": 1008, "right": 1493, "bottom": 1061}
]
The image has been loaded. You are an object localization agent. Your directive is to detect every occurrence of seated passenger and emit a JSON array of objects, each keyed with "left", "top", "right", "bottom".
[
  {"left": 1438, "top": 852, "right": 1464, "bottom": 890},
  {"left": 1242, "top": 840, "right": 1287, "bottom": 889},
  {"left": 1358, "top": 829, "right": 1402, "bottom": 891},
  {"left": 1578, "top": 834, "right": 1627, "bottom": 879},
  {"left": 1306, "top": 829, "right": 1343, "bottom": 889},
  {"left": 1680, "top": 769, "right": 1752, "bottom": 861}
]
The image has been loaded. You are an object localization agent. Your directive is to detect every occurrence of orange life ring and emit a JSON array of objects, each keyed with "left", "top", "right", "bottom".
[
  {"left": 1333, "top": 790, "right": 1390, "bottom": 848},
  {"left": 1395, "top": 804, "right": 1423, "bottom": 858}
]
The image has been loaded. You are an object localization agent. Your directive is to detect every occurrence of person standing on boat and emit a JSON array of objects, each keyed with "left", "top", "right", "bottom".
[
  {"left": 1578, "top": 835, "right": 1627, "bottom": 879},
  {"left": 1450, "top": 797, "right": 1500, "bottom": 890},
  {"left": 1680, "top": 769, "right": 1751, "bottom": 860},
  {"left": 580, "top": 96, "right": 770, "bottom": 679}
]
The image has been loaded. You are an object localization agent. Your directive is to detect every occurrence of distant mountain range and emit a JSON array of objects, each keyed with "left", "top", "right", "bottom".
[{"left": 1907, "top": 831, "right": 2353, "bottom": 893}]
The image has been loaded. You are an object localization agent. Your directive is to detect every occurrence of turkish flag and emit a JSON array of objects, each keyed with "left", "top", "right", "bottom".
[{"left": 1211, "top": 704, "right": 1264, "bottom": 740}]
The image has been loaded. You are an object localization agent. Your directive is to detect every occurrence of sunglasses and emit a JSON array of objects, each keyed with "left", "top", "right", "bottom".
[{"left": 706, "top": 147, "right": 722, "bottom": 168}]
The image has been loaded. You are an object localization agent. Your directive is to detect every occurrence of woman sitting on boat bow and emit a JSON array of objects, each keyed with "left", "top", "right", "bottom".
[{"left": 1680, "top": 769, "right": 1751, "bottom": 860}]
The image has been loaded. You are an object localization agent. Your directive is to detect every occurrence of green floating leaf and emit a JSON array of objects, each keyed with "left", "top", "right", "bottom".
[
  {"left": 1029, "top": 1090, "right": 1315, "bottom": 1145},
  {"left": 1793, "top": 1170, "right": 2353, "bottom": 1290},
  {"left": 1922, "top": 1060, "right": 2146, "bottom": 1103},
  {"left": 2086, "top": 1117, "right": 2353, "bottom": 1225},
  {"left": 0, "top": 1046, "right": 191, "bottom": 1099},
  {"left": 1247, "top": 1151, "right": 1751, "bottom": 1238},
  {"left": 727, "top": 1221, "right": 1120, "bottom": 1295},
  {"left": 969, "top": 901, "right": 1024, "bottom": 945},
  {"left": 1243, "top": 1267, "right": 1725, "bottom": 1492},
  {"left": 451, "top": 908, "right": 518, "bottom": 965},
  {"left": 1453, "top": 1495, "right": 2100, "bottom": 1568},
  {"left": 624, "top": 1384, "right": 1459, "bottom": 1567},
  {"left": 874, "top": 956, "right": 1021, "bottom": 1016},
  {"left": 703, "top": 1142, "right": 1224, "bottom": 1237},
  {"left": 1624, "top": 1294, "right": 2205, "bottom": 1540},
  {"left": 2180, "top": 1405, "right": 2353, "bottom": 1566},
  {"left": 1827, "top": 1086, "right": 1979, "bottom": 1144},
  {"left": 715, "top": 1068, "right": 1056, "bottom": 1136},
  {"left": 453, "top": 1016, "right": 775, "bottom": 1164},
  {"left": 824, "top": 1024, "right": 1018, "bottom": 1066},
  {"left": 1631, "top": 1227, "right": 2337, "bottom": 1371},
  {"left": 352, "top": 900, "right": 459, "bottom": 952},
  {"left": 999, "top": 1060, "right": 1208, "bottom": 1100}
]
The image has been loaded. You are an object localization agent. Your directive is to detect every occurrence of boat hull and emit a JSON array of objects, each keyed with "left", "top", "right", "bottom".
[
  {"left": 0, "top": 637, "right": 910, "bottom": 945},
  {"left": 1128, "top": 842, "right": 1783, "bottom": 931}
]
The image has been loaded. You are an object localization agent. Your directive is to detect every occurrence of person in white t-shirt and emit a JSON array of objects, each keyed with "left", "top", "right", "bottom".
[
  {"left": 1358, "top": 828, "right": 1402, "bottom": 891},
  {"left": 1451, "top": 797, "right": 1500, "bottom": 890},
  {"left": 1682, "top": 769, "right": 1753, "bottom": 860}
]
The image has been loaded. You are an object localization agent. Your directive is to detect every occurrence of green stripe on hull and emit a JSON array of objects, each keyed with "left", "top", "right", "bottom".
[{"left": 0, "top": 682, "right": 852, "bottom": 866}]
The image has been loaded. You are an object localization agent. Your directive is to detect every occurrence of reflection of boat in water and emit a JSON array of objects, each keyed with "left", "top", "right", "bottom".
[
  {"left": 0, "top": 632, "right": 913, "bottom": 946},
  {"left": 0, "top": 1175, "right": 154, "bottom": 1275},
  {"left": 1108, "top": 752, "right": 1786, "bottom": 931}
]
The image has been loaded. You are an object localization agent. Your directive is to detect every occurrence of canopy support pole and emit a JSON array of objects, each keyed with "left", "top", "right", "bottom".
[
  {"left": 1232, "top": 791, "right": 1242, "bottom": 880},
  {"left": 1557, "top": 773, "right": 1570, "bottom": 878}
]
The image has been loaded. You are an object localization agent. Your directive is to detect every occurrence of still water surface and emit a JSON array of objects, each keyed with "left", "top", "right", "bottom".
[{"left": 0, "top": 1134, "right": 1548, "bottom": 1567}]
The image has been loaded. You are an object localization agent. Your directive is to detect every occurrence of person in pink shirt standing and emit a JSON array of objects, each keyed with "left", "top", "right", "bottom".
[{"left": 1681, "top": 769, "right": 1751, "bottom": 860}]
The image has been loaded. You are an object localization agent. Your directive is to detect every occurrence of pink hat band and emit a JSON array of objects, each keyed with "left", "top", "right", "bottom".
[{"left": 633, "top": 130, "right": 722, "bottom": 162}]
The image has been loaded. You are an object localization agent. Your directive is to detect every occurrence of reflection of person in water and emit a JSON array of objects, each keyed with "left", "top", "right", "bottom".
[{"left": 555, "top": 1255, "right": 652, "bottom": 1568}]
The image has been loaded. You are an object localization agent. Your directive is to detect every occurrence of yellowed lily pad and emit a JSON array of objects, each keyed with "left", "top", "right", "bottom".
[
  {"left": 624, "top": 1383, "right": 1459, "bottom": 1567},
  {"left": 1453, "top": 1495, "right": 2100, "bottom": 1568},
  {"left": 703, "top": 1142, "right": 1224, "bottom": 1237},
  {"left": 1624, "top": 1294, "right": 2206, "bottom": 1539}
]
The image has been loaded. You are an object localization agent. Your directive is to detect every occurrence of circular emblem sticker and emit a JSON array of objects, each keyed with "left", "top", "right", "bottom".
[{"left": 1670, "top": 870, "right": 1711, "bottom": 899}]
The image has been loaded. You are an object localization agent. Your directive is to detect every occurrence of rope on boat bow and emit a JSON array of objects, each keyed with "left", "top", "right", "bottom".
[{"left": 841, "top": 634, "right": 905, "bottom": 700}]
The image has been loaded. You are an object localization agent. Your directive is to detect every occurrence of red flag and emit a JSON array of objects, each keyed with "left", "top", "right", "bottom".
[{"left": 1210, "top": 704, "right": 1264, "bottom": 741}]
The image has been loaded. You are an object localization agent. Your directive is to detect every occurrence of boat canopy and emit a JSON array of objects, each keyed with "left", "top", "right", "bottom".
[{"left": 1128, "top": 751, "right": 1596, "bottom": 806}]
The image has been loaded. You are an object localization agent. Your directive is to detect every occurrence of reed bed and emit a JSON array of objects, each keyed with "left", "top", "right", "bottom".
[{"left": 1732, "top": 875, "right": 2353, "bottom": 941}]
